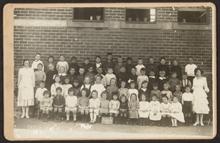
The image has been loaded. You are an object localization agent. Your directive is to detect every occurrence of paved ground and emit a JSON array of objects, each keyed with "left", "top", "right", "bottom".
[{"left": 14, "top": 118, "right": 214, "bottom": 140}]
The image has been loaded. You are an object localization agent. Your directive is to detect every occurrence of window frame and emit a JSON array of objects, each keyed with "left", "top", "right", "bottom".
[
  {"left": 177, "top": 8, "right": 210, "bottom": 25},
  {"left": 125, "top": 8, "right": 157, "bottom": 24},
  {"left": 72, "top": 7, "right": 105, "bottom": 22}
]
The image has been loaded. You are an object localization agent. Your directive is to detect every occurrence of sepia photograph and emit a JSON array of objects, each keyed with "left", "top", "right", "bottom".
[{"left": 3, "top": 3, "right": 217, "bottom": 140}]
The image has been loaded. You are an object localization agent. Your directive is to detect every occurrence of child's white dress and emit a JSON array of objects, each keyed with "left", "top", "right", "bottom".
[
  {"left": 89, "top": 98, "right": 101, "bottom": 115},
  {"left": 135, "top": 64, "right": 145, "bottom": 76},
  {"left": 35, "top": 87, "right": 47, "bottom": 102},
  {"left": 149, "top": 101, "right": 161, "bottom": 121},
  {"left": 65, "top": 95, "right": 78, "bottom": 112},
  {"left": 137, "top": 75, "right": 149, "bottom": 89},
  {"left": 62, "top": 84, "right": 73, "bottom": 97},
  {"left": 192, "top": 77, "right": 209, "bottom": 114},
  {"left": 17, "top": 67, "right": 35, "bottom": 106},
  {"left": 160, "top": 102, "right": 171, "bottom": 116},
  {"left": 138, "top": 101, "right": 150, "bottom": 118},
  {"left": 170, "top": 102, "right": 185, "bottom": 123},
  {"left": 109, "top": 100, "right": 120, "bottom": 114},
  {"left": 90, "top": 83, "right": 106, "bottom": 99}
]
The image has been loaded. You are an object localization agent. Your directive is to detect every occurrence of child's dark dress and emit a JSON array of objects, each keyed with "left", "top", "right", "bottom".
[
  {"left": 53, "top": 95, "right": 65, "bottom": 110},
  {"left": 45, "top": 70, "right": 57, "bottom": 91},
  {"left": 157, "top": 77, "right": 168, "bottom": 91},
  {"left": 138, "top": 88, "right": 150, "bottom": 101}
]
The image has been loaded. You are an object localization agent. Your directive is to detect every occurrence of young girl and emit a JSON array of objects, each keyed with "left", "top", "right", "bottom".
[
  {"left": 118, "top": 80, "right": 129, "bottom": 100},
  {"left": 62, "top": 76, "right": 73, "bottom": 98},
  {"left": 170, "top": 97, "right": 185, "bottom": 127},
  {"left": 69, "top": 67, "right": 78, "bottom": 84},
  {"left": 138, "top": 94, "right": 150, "bottom": 125},
  {"left": 192, "top": 68, "right": 209, "bottom": 126},
  {"left": 138, "top": 81, "right": 150, "bottom": 101},
  {"left": 161, "top": 83, "right": 173, "bottom": 102},
  {"left": 109, "top": 93, "right": 120, "bottom": 123},
  {"left": 119, "top": 95, "right": 128, "bottom": 124},
  {"left": 128, "top": 67, "right": 137, "bottom": 83},
  {"left": 137, "top": 68, "right": 149, "bottom": 89},
  {"left": 106, "top": 78, "right": 119, "bottom": 100},
  {"left": 117, "top": 66, "right": 129, "bottom": 84},
  {"left": 45, "top": 56, "right": 55, "bottom": 72},
  {"left": 31, "top": 53, "right": 44, "bottom": 71},
  {"left": 89, "top": 90, "right": 101, "bottom": 123},
  {"left": 45, "top": 63, "right": 57, "bottom": 91},
  {"left": 34, "top": 63, "right": 46, "bottom": 87},
  {"left": 147, "top": 70, "right": 157, "bottom": 90},
  {"left": 168, "top": 72, "right": 180, "bottom": 92},
  {"left": 157, "top": 70, "right": 168, "bottom": 90},
  {"left": 80, "top": 76, "right": 92, "bottom": 95},
  {"left": 72, "top": 79, "right": 81, "bottom": 97},
  {"left": 128, "top": 81, "right": 139, "bottom": 102},
  {"left": 56, "top": 55, "right": 69, "bottom": 75},
  {"left": 150, "top": 83, "right": 161, "bottom": 101},
  {"left": 90, "top": 75, "right": 106, "bottom": 99},
  {"left": 65, "top": 88, "right": 78, "bottom": 121},
  {"left": 182, "top": 86, "right": 194, "bottom": 125},
  {"left": 160, "top": 96, "right": 171, "bottom": 126},
  {"left": 103, "top": 67, "right": 116, "bottom": 87},
  {"left": 99, "top": 91, "right": 110, "bottom": 117},
  {"left": 78, "top": 67, "right": 86, "bottom": 86},
  {"left": 135, "top": 58, "right": 145, "bottom": 76},
  {"left": 128, "top": 93, "right": 139, "bottom": 125},
  {"left": 51, "top": 75, "right": 63, "bottom": 97},
  {"left": 78, "top": 88, "right": 90, "bottom": 122},
  {"left": 40, "top": 90, "right": 53, "bottom": 120},
  {"left": 149, "top": 95, "right": 161, "bottom": 125},
  {"left": 53, "top": 87, "right": 65, "bottom": 120},
  {"left": 35, "top": 81, "right": 47, "bottom": 118},
  {"left": 173, "top": 85, "right": 182, "bottom": 102}
]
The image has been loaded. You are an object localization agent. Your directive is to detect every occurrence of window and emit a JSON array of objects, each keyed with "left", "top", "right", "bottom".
[
  {"left": 73, "top": 8, "right": 104, "bottom": 21},
  {"left": 178, "top": 9, "right": 209, "bottom": 24},
  {"left": 126, "top": 8, "right": 156, "bottom": 23}
]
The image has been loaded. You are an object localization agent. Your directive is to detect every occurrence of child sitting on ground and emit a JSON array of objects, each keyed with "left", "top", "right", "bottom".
[
  {"left": 78, "top": 88, "right": 90, "bottom": 122},
  {"left": 109, "top": 92, "right": 120, "bottom": 124},
  {"left": 138, "top": 94, "right": 150, "bottom": 126},
  {"left": 65, "top": 88, "right": 78, "bottom": 122},
  {"left": 128, "top": 93, "right": 139, "bottom": 125},
  {"left": 170, "top": 97, "right": 185, "bottom": 127},
  {"left": 39, "top": 90, "right": 53, "bottom": 121},
  {"left": 160, "top": 96, "right": 171, "bottom": 126},
  {"left": 89, "top": 90, "right": 101, "bottom": 124},
  {"left": 119, "top": 95, "right": 128, "bottom": 124},
  {"left": 53, "top": 87, "right": 65, "bottom": 121}
]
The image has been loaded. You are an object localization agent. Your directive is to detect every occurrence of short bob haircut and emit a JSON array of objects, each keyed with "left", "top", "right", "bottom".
[{"left": 194, "top": 68, "right": 204, "bottom": 75}]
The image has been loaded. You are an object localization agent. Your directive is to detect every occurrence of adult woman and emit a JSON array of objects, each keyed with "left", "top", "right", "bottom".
[
  {"left": 192, "top": 68, "right": 209, "bottom": 126},
  {"left": 17, "top": 59, "right": 35, "bottom": 118}
]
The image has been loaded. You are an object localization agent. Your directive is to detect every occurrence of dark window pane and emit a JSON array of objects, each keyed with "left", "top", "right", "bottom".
[
  {"left": 126, "top": 9, "right": 156, "bottom": 23},
  {"left": 73, "top": 8, "right": 104, "bottom": 21},
  {"left": 178, "top": 10, "right": 208, "bottom": 24}
]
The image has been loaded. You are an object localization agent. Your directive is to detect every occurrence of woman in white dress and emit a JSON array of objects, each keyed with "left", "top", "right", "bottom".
[
  {"left": 192, "top": 68, "right": 209, "bottom": 126},
  {"left": 17, "top": 59, "right": 35, "bottom": 118}
]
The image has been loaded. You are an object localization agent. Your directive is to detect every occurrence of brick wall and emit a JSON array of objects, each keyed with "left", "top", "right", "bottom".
[{"left": 13, "top": 7, "right": 213, "bottom": 81}]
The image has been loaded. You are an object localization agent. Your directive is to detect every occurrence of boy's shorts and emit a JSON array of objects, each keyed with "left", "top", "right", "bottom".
[
  {"left": 65, "top": 106, "right": 77, "bottom": 113},
  {"left": 89, "top": 108, "right": 99, "bottom": 115}
]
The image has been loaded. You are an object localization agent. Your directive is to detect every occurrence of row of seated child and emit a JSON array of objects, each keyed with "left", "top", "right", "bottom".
[{"left": 36, "top": 78, "right": 193, "bottom": 127}]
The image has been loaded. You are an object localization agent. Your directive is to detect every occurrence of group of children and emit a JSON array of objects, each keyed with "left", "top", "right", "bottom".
[{"left": 30, "top": 53, "right": 200, "bottom": 127}]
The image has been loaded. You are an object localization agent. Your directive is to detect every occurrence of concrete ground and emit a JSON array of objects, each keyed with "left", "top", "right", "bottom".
[{"left": 14, "top": 118, "right": 214, "bottom": 140}]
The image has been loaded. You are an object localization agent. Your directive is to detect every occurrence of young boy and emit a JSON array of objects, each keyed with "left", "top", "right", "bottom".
[{"left": 185, "top": 57, "right": 197, "bottom": 84}]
